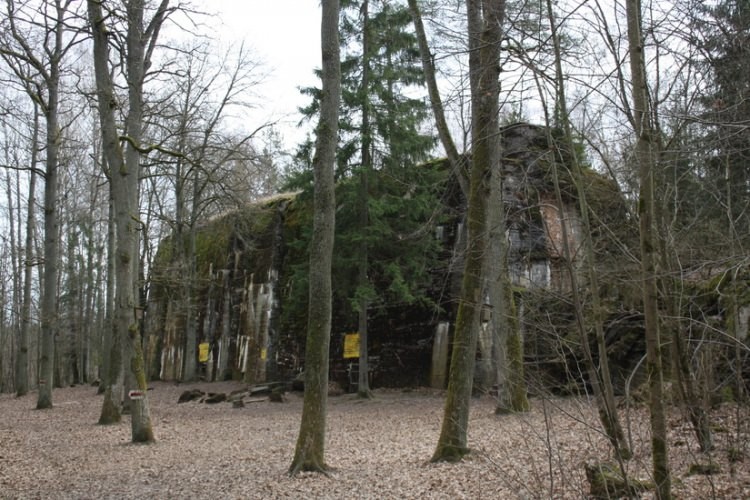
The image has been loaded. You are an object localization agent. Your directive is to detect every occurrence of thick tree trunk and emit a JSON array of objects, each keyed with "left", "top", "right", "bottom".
[
  {"left": 289, "top": 0, "right": 340, "bottom": 475},
  {"left": 37, "top": 67, "right": 61, "bottom": 411},
  {"left": 626, "top": 0, "right": 671, "bottom": 496},
  {"left": 487, "top": 138, "right": 528, "bottom": 414},
  {"left": 432, "top": 0, "right": 507, "bottom": 462},
  {"left": 87, "top": 0, "right": 169, "bottom": 442},
  {"left": 98, "top": 190, "right": 122, "bottom": 422},
  {"left": 121, "top": 0, "right": 158, "bottom": 443}
]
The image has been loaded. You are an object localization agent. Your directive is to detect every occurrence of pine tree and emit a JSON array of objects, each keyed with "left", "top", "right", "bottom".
[
  {"left": 696, "top": 0, "right": 750, "bottom": 242},
  {"left": 291, "top": 0, "right": 443, "bottom": 396}
]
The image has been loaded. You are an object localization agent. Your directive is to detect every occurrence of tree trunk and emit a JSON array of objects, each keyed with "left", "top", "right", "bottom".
[
  {"left": 289, "top": 0, "right": 340, "bottom": 475},
  {"left": 486, "top": 134, "right": 528, "bottom": 414},
  {"left": 357, "top": 0, "right": 373, "bottom": 400},
  {"left": 432, "top": 0, "right": 507, "bottom": 462},
  {"left": 121, "top": 0, "right": 162, "bottom": 443},
  {"left": 407, "top": 0, "right": 468, "bottom": 198},
  {"left": 99, "top": 189, "right": 122, "bottom": 422},
  {"left": 5, "top": 153, "right": 20, "bottom": 395},
  {"left": 37, "top": 51, "right": 61, "bottom": 411},
  {"left": 87, "top": 0, "right": 170, "bottom": 443},
  {"left": 174, "top": 82, "right": 194, "bottom": 382},
  {"left": 0, "top": 2, "right": 65, "bottom": 405},
  {"left": 16, "top": 106, "right": 39, "bottom": 397},
  {"left": 626, "top": 0, "right": 671, "bottom": 496}
]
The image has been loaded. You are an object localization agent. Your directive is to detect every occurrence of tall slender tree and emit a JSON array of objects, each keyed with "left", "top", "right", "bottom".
[
  {"left": 626, "top": 0, "right": 671, "bottom": 496},
  {"left": 15, "top": 106, "right": 40, "bottom": 397},
  {"left": 289, "top": 0, "right": 341, "bottom": 474},
  {"left": 356, "top": 0, "right": 373, "bottom": 398},
  {"left": 432, "top": 0, "right": 506, "bottom": 462}
]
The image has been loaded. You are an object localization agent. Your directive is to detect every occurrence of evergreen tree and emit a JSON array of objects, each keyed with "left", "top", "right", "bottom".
[
  {"left": 289, "top": 0, "right": 444, "bottom": 394},
  {"left": 695, "top": 0, "right": 750, "bottom": 243}
]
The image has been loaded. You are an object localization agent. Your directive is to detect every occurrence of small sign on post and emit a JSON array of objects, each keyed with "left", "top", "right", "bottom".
[
  {"left": 128, "top": 390, "right": 145, "bottom": 400},
  {"left": 343, "top": 333, "right": 360, "bottom": 359},
  {"left": 198, "top": 342, "right": 210, "bottom": 363}
]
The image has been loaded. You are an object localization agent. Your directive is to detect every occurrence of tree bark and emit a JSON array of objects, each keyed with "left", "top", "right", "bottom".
[
  {"left": 99, "top": 187, "right": 122, "bottom": 422},
  {"left": 626, "top": 0, "right": 671, "bottom": 496},
  {"left": 36, "top": 3, "right": 64, "bottom": 410},
  {"left": 486, "top": 146, "right": 528, "bottom": 413},
  {"left": 407, "top": 0, "right": 468, "bottom": 199},
  {"left": 5, "top": 149, "right": 21, "bottom": 395},
  {"left": 289, "top": 0, "right": 340, "bottom": 475},
  {"left": 87, "top": 0, "right": 170, "bottom": 442},
  {"left": 16, "top": 106, "right": 39, "bottom": 397},
  {"left": 357, "top": 0, "right": 373, "bottom": 400},
  {"left": 432, "top": 0, "right": 506, "bottom": 462}
]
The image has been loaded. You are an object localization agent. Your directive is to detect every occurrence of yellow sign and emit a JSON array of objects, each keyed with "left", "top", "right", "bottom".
[
  {"left": 261, "top": 348, "right": 267, "bottom": 361},
  {"left": 198, "top": 342, "right": 210, "bottom": 363},
  {"left": 343, "top": 333, "right": 360, "bottom": 359}
]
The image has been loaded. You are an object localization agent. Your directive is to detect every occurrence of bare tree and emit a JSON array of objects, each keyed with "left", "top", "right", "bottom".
[
  {"left": 87, "top": 0, "right": 172, "bottom": 443},
  {"left": 539, "top": 0, "right": 631, "bottom": 460},
  {"left": 626, "top": 0, "right": 671, "bottom": 496},
  {"left": 150, "top": 42, "right": 266, "bottom": 382},
  {"left": 0, "top": 105, "right": 38, "bottom": 396},
  {"left": 0, "top": 0, "right": 83, "bottom": 408},
  {"left": 289, "top": 0, "right": 340, "bottom": 475},
  {"left": 432, "top": 0, "right": 507, "bottom": 462}
]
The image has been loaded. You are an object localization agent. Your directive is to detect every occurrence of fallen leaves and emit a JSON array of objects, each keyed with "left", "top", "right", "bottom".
[{"left": 0, "top": 382, "right": 748, "bottom": 498}]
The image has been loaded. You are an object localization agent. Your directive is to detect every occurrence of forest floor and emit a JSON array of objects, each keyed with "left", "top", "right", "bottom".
[{"left": 1, "top": 381, "right": 749, "bottom": 499}]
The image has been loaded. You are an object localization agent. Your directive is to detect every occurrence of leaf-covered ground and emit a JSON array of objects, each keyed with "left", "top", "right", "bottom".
[{"left": 1, "top": 381, "right": 749, "bottom": 499}]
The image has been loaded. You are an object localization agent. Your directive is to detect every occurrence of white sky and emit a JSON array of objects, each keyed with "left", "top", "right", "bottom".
[{"left": 208, "top": 1, "right": 323, "bottom": 150}]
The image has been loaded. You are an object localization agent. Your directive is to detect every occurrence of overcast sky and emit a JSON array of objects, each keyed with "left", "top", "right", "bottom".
[{"left": 208, "top": 1, "right": 323, "bottom": 149}]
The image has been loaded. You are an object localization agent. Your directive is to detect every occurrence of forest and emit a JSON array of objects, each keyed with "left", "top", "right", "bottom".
[{"left": 1, "top": 0, "right": 749, "bottom": 498}]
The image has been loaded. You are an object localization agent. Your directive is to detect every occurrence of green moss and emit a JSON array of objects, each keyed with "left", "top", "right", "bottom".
[
  {"left": 728, "top": 447, "right": 744, "bottom": 463},
  {"left": 152, "top": 235, "right": 174, "bottom": 269},
  {"left": 431, "top": 444, "right": 471, "bottom": 463},
  {"left": 687, "top": 462, "right": 721, "bottom": 476},
  {"left": 585, "top": 462, "right": 651, "bottom": 499},
  {"left": 720, "top": 385, "right": 736, "bottom": 403},
  {"left": 194, "top": 219, "right": 232, "bottom": 276}
]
